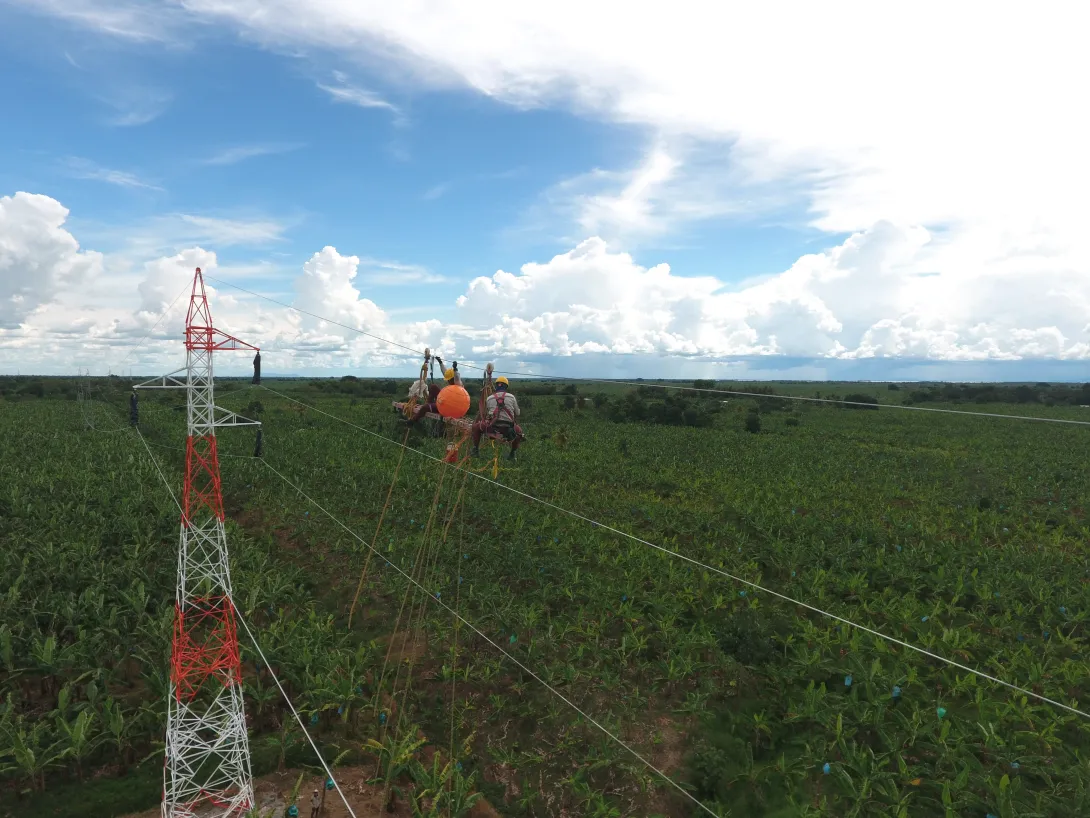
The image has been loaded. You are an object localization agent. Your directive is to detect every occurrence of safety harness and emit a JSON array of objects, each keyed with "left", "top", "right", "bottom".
[{"left": 490, "top": 391, "right": 516, "bottom": 426}]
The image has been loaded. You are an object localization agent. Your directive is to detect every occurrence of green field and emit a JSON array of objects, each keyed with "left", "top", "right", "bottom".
[{"left": 2, "top": 375, "right": 1089, "bottom": 817}]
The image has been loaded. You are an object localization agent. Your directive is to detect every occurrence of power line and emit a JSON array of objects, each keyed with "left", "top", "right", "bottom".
[
  {"left": 258, "top": 385, "right": 1090, "bottom": 722},
  {"left": 100, "top": 387, "right": 1090, "bottom": 723},
  {"left": 129, "top": 410, "right": 715, "bottom": 815},
  {"left": 129, "top": 409, "right": 713, "bottom": 814},
  {"left": 235, "top": 605, "right": 359, "bottom": 818},
  {"left": 602, "top": 383, "right": 1090, "bottom": 425},
  {"left": 205, "top": 274, "right": 1090, "bottom": 428},
  {"left": 203, "top": 275, "right": 423, "bottom": 357},
  {"left": 257, "top": 458, "right": 718, "bottom": 817},
  {"left": 132, "top": 429, "right": 359, "bottom": 818}
]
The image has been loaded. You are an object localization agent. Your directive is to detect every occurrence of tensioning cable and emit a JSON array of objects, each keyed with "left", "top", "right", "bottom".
[
  {"left": 204, "top": 274, "right": 1090, "bottom": 427},
  {"left": 130, "top": 428, "right": 360, "bottom": 818},
  {"left": 257, "top": 384, "right": 1090, "bottom": 722}
]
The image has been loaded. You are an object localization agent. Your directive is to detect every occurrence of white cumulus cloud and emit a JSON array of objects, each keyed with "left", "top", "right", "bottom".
[
  {"left": 0, "top": 193, "right": 104, "bottom": 330},
  {"left": 3, "top": 192, "right": 1088, "bottom": 376},
  {"left": 454, "top": 228, "right": 1090, "bottom": 363}
]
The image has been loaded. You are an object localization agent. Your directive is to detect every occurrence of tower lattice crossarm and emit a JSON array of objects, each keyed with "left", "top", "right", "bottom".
[{"left": 142, "top": 267, "right": 261, "bottom": 818}]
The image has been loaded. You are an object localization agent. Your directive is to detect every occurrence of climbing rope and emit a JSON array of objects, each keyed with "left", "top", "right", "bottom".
[
  {"left": 449, "top": 493, "right": 466, "bottom": 809},
  {"left": 347, "top": 427, "right": 411, "bottom": 629},
  {"left": 248, "top": 457, "right": 721, "bottom": 816},
  {"left": 388, "top": 468, "right": 465, "bottom": 728},
  {"left": 373, "top": 464, "right": 448, "bottom": 724},
  {"left": 258, "top": 385, "right": 1090, "bottom": 722}
]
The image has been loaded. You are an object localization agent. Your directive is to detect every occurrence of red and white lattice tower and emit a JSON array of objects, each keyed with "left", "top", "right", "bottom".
[{"left": 136, "top": 268, "right": 261, "bottom": 817}]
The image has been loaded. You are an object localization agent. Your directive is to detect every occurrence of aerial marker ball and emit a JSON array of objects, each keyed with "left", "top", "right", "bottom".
[{"left": 437, "top": 385, "right": 471, "bottom": 418}]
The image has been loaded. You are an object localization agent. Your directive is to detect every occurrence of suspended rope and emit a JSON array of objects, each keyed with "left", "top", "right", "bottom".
[
  {"left": 130, "top": 430, "right": 360, "bottom": 818},
  {"left": 387, "top": 466, "right": 464, "bottom": 721},
  {"left": 372, "top": 462, "right": 449, "bottom": 810},
  {"left": 258, "top": 385, "right": 1090, "bottom": 722},
  {"left": 389, "top": 467, "right": 469, "bottom": 746},
  {"left": 449, "top": 491, "right": 466, "bottom": 805},
  {"left": 251, "top": 458, "right": 720, "bottom": 816},
  {"left": 348, "top": 427, "right": 411, "bottom": 629},
  {"left": 373, "top": 463, "right": 448, "bottom": 725}
]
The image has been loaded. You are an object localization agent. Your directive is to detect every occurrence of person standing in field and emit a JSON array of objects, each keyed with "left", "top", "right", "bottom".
[
  {"left": 310, "top": 788, "right": 321, "bottom": 817},
  {"left": 472, "top": 376, "right": 522, "bottom": 459}
]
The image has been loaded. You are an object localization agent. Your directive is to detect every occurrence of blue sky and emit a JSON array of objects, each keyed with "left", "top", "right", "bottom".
[{"left": 0, "top": 2, "right": 1087, "bottom": 379}]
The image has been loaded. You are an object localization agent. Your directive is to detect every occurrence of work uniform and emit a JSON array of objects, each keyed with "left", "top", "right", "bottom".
[
  {"left": 310, "top": 790, "right": 321, "bottom": 817},
  {"left": 409, "top": 383, "right": 442, "bottom": 424},
  {"left": 473, "top": 389, "right": 522, "bottom": 450}
]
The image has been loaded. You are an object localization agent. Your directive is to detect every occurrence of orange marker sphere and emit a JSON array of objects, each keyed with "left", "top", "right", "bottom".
[{"left": 437, "top": 385, "right": 471, "bottom": 419}]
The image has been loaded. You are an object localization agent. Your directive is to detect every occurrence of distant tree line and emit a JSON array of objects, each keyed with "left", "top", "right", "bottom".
[
  {"left": 0, "top": 377, "right": 75, "bottom": 400},
  {"left": 305, "top": 376, "right": 400, "bottom": 398},
  {"left": 554, "top": 383, "right": 722, "bottom": 427},
  {"left": 901, "top": 382, "right": 1090, "bottom": 407}
]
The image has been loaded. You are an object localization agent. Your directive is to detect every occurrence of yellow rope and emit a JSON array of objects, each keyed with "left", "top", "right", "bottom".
[
  {"left": 347, "top": 427, "right": 410, "bottom": 629},
  {"left": 374, "top": 464, "right": 448, "bottom": 720},
  {"left": 389, "top": 469, "right": 465, "bottom": 724},
  {"left": 448, "top": 487, "right": 466, "bottom": 815},
  {"left": 371, "top": 462, "right": 448, "bottom": 802}
]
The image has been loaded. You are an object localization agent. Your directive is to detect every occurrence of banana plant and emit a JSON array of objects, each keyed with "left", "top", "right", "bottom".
[
  {"left": 100, "top": 697, "right": 135, "bottom": 773},
  {"left": 365, "top": 724, "right": 427, "bottom": 812},
  {"left": 54, "top": 708, "right": 98, "bottom": 781},
  {"left": 6, "top": 716, "right": 66, "bottom": 792}
]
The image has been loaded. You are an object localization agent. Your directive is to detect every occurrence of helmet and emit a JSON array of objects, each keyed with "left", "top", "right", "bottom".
[
  {"left": 495, "top": 375, "right": 509, "bottom": 388},
  {"left": 443, "top": 368, "right": 455, "bottom": 382}
]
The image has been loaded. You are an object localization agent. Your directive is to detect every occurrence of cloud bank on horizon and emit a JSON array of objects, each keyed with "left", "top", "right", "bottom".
[{"left": 1, "top": 2, "right": 1087, "bottom": 379}]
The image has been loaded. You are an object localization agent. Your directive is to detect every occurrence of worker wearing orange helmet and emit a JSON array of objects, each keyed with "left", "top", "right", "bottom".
[{"left": 472, "top": 375, "right": 522, "bottom": 459}]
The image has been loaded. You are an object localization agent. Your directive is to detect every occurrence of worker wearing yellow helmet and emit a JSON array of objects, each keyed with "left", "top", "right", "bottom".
[
  {"left": 443, "top": 365, "right": 463, "bottom": 388},
  {"left": 472, "top": 374, "right": 522, "bottom": 459},
  {"left": 408, "top": 359, "right": 461, "bottom": 425}
]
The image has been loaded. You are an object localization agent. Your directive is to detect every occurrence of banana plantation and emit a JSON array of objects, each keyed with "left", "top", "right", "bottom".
[{"left": 1, "top": 377, "right": 1088, "bottom": 817}]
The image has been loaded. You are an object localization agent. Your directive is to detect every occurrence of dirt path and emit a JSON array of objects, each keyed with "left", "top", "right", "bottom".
[{"left": 120, "top": 765, "right": 501, "bottom": 818}]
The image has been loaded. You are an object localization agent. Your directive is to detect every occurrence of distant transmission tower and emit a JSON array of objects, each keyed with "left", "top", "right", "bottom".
[{"left": 136, "top": 268, "right": 261, "bottom": 817}]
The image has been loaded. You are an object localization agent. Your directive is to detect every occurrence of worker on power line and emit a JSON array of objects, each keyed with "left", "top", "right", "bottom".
[
  {"left": 443, "top": 360, "right": 463, "bottom": 387},
  {"left": 472, "top": 375, "right": 522, "bottom": 459},
  {"left": 129, "top": 389, "right": 139, "bottom": 427},
  {"left": 252, "top": 350, "right": 261, "bottom": 385},
  {"left": 407, "top": 361, "right": 460, "bottom": 425}
]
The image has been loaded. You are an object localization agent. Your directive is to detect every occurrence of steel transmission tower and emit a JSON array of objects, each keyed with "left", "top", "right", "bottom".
[{"left": 136, "top": 268, "right": 262, "bottom": 817}]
